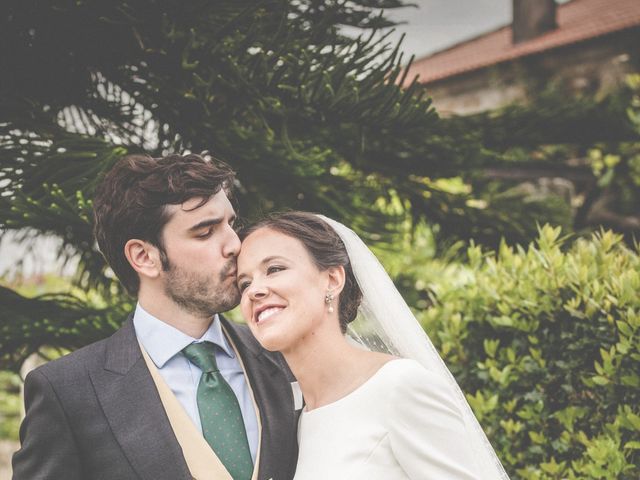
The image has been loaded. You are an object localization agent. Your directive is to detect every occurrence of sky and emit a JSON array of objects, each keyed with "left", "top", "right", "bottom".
[{"left": 382, "top": 0, "right": 513, "bottom": 61}]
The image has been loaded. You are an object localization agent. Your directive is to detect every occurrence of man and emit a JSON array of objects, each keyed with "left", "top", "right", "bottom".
[{"left": 12, "top": 153, "right": 298, "bottom": 480}]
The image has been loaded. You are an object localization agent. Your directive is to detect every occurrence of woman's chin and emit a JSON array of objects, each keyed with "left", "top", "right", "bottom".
[
  {"left": 252, "top": 329, "right": 292, "bottom": 353},
  {"left": 256, "top": 335, "right": 288, "bottom": 353},
  {"left": 249, "top": 318, "right": 289, "bottom": 352}
]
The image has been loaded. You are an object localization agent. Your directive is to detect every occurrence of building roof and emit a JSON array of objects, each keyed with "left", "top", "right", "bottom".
[{"left": 404, "top": 0, "right": 640, "bottom": 85}]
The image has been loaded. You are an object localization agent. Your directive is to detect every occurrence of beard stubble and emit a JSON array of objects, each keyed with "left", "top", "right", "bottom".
[{"left": 163, "top": 258, "right": 240, "bottom": 319}]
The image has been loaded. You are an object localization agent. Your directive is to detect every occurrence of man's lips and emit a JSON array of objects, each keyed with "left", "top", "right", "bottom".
[{"left": 221, "top": 260, "right": 237, "bottom": 279}]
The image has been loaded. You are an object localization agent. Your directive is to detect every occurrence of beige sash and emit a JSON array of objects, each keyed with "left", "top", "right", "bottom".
[{"left": 140, "top": 337, "right": 262, "bottom": 480}]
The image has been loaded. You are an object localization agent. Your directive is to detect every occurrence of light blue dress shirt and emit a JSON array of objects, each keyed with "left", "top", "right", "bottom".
[{"left": 133, "top": 303, "right": 259, "bottom": 462}]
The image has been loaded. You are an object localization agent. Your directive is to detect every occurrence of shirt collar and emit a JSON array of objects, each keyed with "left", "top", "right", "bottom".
[{"left": 133, "top": 303, "right": 235, "bottom": 368}]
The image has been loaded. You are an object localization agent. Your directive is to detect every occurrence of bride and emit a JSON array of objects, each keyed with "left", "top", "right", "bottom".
[{"left": 236, "top": 211, "right": 509, "bottom": 479}]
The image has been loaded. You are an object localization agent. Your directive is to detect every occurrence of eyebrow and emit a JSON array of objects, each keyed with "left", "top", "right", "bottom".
[
  {"left": 187, "top": 214, "right": 236, "bottom": 232},
  {"left": 237, "top": 255, "right": 287, "bottom": 282}
]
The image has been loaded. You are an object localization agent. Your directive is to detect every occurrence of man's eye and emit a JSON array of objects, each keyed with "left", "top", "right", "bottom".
[
  {"left": 267, "top": 265, "right": 284, "bottom": 274},
  {"left": 197, "top": 229, "right": 213, "bottom": 238}
]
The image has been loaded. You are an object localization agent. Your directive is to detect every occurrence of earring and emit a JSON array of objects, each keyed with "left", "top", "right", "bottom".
[{"left": 324, "top": 291, "right": 334, "bottom": 313}]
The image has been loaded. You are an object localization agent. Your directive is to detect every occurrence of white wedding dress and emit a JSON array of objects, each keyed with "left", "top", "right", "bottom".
[{"left": 293, "top": 359, "right": 481, "bottom": 480}]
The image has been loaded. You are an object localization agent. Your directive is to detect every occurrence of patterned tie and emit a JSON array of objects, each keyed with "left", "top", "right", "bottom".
[{"left": 182, "top": 341, "right": 254, "bottom": 480}]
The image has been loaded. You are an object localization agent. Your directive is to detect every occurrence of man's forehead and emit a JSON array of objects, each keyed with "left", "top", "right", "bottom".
[
  {"left": 166, "top": 191, "right": 234, "bottom": 220},
  {"left": 180, "top": 196, "right": 211, "bottom": 212}
]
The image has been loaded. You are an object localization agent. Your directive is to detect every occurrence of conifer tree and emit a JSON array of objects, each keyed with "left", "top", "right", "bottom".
[
  {"left": 3, "top": 1, "right": 637, "bottom": 369},
  {"left": 0, "top": 0, "right": 449, "bottom": 369}
]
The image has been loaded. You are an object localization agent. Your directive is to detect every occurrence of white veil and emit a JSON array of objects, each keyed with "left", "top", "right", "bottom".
[{"left": 318, "top": 215, "right": 509, "bottom": 480}]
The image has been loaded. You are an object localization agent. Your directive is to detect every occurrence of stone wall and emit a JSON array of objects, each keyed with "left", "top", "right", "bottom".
[{"left": 425, "top": 28, "right": 640, "bottom": 115}]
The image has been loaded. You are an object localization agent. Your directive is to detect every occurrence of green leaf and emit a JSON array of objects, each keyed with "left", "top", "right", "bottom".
[{"left": 591, "top": 375, "right": 610, "bottom": 386}]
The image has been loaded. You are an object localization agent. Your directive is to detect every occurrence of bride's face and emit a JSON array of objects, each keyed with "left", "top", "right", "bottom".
[{"left": 237, "top": 227, "right": 332, "bottom": 352}]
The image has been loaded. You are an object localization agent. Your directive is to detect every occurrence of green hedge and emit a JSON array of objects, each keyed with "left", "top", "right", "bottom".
[
  {"left": 418, "top": 227, "right": 639, "bottom": 479},
  {"left": 0, "top": 371, "right": 20, "bottom": 440}
]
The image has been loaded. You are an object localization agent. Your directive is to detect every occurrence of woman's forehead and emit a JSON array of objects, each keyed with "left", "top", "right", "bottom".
[{"left": 239, "top": 228, "right": 310, "bottom": 264}]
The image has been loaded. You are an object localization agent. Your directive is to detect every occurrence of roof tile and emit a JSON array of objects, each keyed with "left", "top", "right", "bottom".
[{"left": 404, "top": 0, "right": 640, "bottom": 85}]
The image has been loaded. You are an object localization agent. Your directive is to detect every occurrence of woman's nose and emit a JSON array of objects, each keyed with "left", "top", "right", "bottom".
[{"left": 248, "top": 282, "right": 268, "bottom": 301}]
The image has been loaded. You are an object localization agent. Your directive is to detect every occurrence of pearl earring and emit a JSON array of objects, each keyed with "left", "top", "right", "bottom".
[{"left": 324, "top": 291, "right": 334, "bottom": 313}]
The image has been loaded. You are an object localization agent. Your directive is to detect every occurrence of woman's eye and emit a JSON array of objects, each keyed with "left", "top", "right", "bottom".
[
  {"left": 267, "top": 265, "right": 284, "bottom": 274},
  {"left": 238, "top": 281, "right": 250, "bottom": 293}
]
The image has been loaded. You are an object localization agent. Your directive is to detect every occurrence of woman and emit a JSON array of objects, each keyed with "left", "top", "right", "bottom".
[{"left": 237, "top": 212, "right": 508, "bottom": 479}]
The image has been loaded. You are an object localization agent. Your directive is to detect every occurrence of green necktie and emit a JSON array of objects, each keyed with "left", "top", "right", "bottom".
[{"left": 182, "top": 341, "right": 253, "bottom": 480}]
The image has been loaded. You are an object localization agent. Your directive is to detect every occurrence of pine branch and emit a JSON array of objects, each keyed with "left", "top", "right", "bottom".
[
  {"left": 1, "top": 114, "right": 127, "bottom": 293},
  {"left": 0, "top": 285, "right": 130, "bottom": 372}
]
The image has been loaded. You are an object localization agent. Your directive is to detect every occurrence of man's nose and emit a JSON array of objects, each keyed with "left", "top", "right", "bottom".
[{"left": 223, "top": 225, "right": 241, "bottom": 257}]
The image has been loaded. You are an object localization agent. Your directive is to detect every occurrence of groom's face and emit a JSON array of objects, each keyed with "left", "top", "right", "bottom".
[{"left": 158, "top": 190, "right": 241, "bottom": 317}]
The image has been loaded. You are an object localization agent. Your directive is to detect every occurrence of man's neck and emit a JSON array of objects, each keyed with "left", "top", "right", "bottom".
[{"left": 137, "top": 292, "right": 214, "bottom": 339}]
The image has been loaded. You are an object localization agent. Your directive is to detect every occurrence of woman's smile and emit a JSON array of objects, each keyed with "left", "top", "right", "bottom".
[{"left": 255, "top": 305, "right": 285, "bottom": 324}]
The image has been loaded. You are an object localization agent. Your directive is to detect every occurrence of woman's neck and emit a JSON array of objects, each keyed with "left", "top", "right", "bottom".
[{"left": 282, "top": 331, "right": 387, "bottom": 411}]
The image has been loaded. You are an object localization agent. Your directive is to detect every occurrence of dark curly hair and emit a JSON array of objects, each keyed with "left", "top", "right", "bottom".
[
  {"left": 241, "top": 211, "right": 362, "bottom": 333},
  {"left": 93, "top": 153, "right": 235, "bottom": 294}
]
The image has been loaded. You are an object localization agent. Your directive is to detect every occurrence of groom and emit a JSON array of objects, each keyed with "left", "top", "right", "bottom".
[{"left": 12, "top": 153, "right": 298, "bottom": 480}]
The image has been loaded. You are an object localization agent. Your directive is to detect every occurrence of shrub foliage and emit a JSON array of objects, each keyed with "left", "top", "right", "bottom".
[{"left": 418, "top": 226, "right": 640, "bottom": 479}]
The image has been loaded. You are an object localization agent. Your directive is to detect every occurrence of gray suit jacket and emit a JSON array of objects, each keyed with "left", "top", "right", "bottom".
[{"left": 12, "top": 316, "right": 298, "bottom": 480}]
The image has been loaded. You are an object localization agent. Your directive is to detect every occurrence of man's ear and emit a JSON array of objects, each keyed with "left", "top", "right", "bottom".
[
  {"left": 124, "top": 239, "right": 163, "bottom": 280},
  {"left": 326, "top": 265, "right": 346, "bottom": 295}
]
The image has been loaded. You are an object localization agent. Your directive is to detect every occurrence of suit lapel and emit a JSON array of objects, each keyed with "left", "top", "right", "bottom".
[
  {"left": 89, "top": 318, "right": 191, "bottom": 480},
  {"left": 221, "top": 317, "right": 299, "bottom": 480}
]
